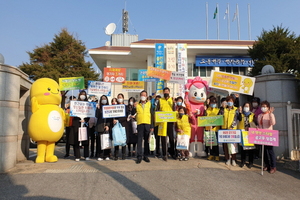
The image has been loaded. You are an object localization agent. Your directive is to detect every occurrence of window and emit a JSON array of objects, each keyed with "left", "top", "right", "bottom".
[
  {"left": 126, "top": 68, "right": 139, "bottom": 81},
  {"left": 200, "top": 67, "right": 206, "bottom": 77},
  {"left": 193, "top": 65, "right": 199, "bottom": 76},
  {"left": 232, "top": 67, "right": 239, "bottom": 75},
  {"left": 207, "top": 67, "right": 213, "bottom": 77},
  {"left": 188, "top": 63, "right": 193, "bottom": 76}
]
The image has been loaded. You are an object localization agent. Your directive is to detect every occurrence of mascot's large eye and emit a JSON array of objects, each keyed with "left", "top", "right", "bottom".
[
  {"left": 194, "top": 92, "right": 197, "bottom": 97},
  {"left": 201, "top": 93, "right": 203, "bottom": 97},
  {"left": 47, "top": 88, "right": 51, "bottom": 91}
]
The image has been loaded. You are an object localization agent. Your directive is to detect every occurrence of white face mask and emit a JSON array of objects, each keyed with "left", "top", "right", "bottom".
[
  {"left": 243, "top": 107, "right": 250, "bottom": 113},
  {"left": 140, "top": 96, "right": 147, "bottom": 101},
  {"left": 261, "top": 107, "right": 268, "bottom": 113},
  {"left": 129, "top": 101, "right": 133, "bottom": 105},
  {"left": 80, "top": 95, "right": 85, "bottom": 100},
  {"left": 252, "top": 102, "right": 258, "bottom": 108},
  {"left": 101, "top": 99, "right": 107, "bottom": 104},
  {"left": 117, "top": 98, "right": 123, "bottom": 103}
]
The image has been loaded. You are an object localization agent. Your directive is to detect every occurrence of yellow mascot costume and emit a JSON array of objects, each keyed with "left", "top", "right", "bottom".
[{"left": 28, "top": 78, "right": 65, "bottom": 163}]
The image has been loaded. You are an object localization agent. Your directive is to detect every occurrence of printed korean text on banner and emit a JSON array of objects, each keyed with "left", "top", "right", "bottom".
[
  {"left": 197, "top": 115, "right": 224, "bottom": 127},
  {"left": 138, "top": 69, "right": 159, "bottom": 82},
  {"left": 102, "top": 104, "right": 126, "bottom": 118},
  {"left": 59, "top": 77, "right": 85, "bottom": 91},
  {"left": 87, "top": 81, "right": 111, "bottom": 96},
  {"left": 218, "top": 129, "right": 241, "bottom": 143},
  {"left": 166, "top": 44, "right": 176, "bottom": 71},
  {"left": 209, "top": 70, "right": 256, "bottom": 95},
  {"left": 155, "top": 111, "right": 177, "bottom": 123},
  {"left": 168, "top": 71, "right": 185, "bottom": 85},
  {"left": 155, "top": 43, "right": 165, "bottom": 94},
  {"left": 248, "top": 128, "right": 279, "bottom": 146},
  {"left": 122, "top": 81, "right": 144, "bottom": 92},
  {"left": 103, "top": 68, "right": 126, "bottom": 83},
  {"left": 204, "top": 131, "right": 218, "bottom": 146},
  {"left": 70, "top": 101, "right": 97, "bottom": 118},
  {"left": 147, "top": 66, "right": 172, "bottom": 81},
  {"left": 241, "top": 131, "right": 255, "bottom": 147},
  {"left": 177, "top": 44, "right": 187, "bottom": 97},
  {"left": 196, "top": 56, "right": 254, "bottom": 67}
]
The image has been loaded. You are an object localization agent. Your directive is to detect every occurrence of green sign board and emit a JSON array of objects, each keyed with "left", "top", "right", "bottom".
[
  {"left": 59, "top": 76, "right": 85, "bottom": 91},
  {"left": 197, "top": 115, "right": 223, "bottom": 127},
  {"left": 155, "top": 111, "right": 177, "bottom": 123}
]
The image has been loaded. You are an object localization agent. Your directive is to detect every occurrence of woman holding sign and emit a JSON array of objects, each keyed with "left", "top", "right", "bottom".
[
  {"left": 95, "top": 95, "right": 112, "bottom": 161},
  {"left": 70, "top": 91, "right": 90, "bottom": 162},
  {"left": 220, "top": 95, "right": 239, "bottom": 166},
  {"left": 257, "top": 101, "right": 276, "bottom": 174}
]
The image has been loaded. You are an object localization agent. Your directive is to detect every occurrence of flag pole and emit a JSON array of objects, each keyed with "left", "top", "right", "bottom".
[
  {"left": 206, "top": 2, "right": 208, "bottom": 40},
  {"left": 217, "top": 3, "right": 219, "bottom": 40},
  {"left": 227, "top": 3, "right": 230, "bottom": 40},
  {"left": 248, "top": 3, "right": 252, "bottom": 40},
  {"left": 237, "top": 4, "right": 240, "bottom": 40}
]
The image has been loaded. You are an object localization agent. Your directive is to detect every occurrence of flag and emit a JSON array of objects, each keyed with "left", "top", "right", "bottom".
[
  {"left": 232, "top": 6, "right": 238, "bottom": 22},
  {"left": 213, "top": 7, "right": 218, "bottom": 19},
  {"left": 224, "top": 8, "right": 228, "bottom": 19},
  {"left": 232, "top": 12, "right": 237, "bottom": 21}
]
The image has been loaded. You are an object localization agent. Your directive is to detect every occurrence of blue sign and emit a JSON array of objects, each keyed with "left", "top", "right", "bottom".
[
  {"left": 138, "top": 70, "right": 159, "bottom": 82},
  {"left": 196, "top": 56, "right": 254, "bottom": 67},
  {"left": 155, "top": 43, "right": 165, "bottom": 93}
]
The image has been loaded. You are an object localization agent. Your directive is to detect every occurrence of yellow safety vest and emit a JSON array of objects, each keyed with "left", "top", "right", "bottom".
[
  {"left": 237, "top": 112, "right": 255, "bottom": 130},
  {"left": 136, "top": 101, "right": 151, "bottom": 125},
  {"left": 222, "top": 106, "right": 237, "bottom": 129},
  {"left": 205, "top": 107, "right": 220, "bottom": 131},
  {"left": 176, "top": 115, "right": 191, "bottom": 137},
  {"left": 159, "top": 97, "right": 173, "bottom": 112}
]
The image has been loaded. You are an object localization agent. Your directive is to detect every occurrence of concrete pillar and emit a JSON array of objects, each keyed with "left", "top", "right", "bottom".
[{"left": 0, "top": 64, "right": 31, "bottom": 172}]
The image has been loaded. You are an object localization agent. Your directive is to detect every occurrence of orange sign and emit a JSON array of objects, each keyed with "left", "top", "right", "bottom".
[
  {"left": 147, "top": 66, "right": 172, "bottom": 81},
  {"left": 103, "top": 68, "right": 126, "bottom": 83}
]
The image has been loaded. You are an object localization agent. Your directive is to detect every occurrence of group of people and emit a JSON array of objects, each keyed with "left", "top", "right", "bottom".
[{"left": 63, "top": 87, "right": 277, "bottom": 174}]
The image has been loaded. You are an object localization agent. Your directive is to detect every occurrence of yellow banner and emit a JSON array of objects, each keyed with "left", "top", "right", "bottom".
[
  {"left": 122, "top": 81, "right": 144, "bottom": 92},
  {"left": 155, "top": 111, "right": 177, "bottom": 123},
  {"left": 147, "top": 66, "right": 172, "bottom": 81},
  {"left": 242, "top": 131, "right": 255, "bottom": 146}
]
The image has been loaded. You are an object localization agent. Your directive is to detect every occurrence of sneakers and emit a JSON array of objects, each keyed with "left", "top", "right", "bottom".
[
  {"left": 225, "top": 159, "right": 231, "bottom": 166},
  {"left": 207, "top": 155, "right": 215, "bottom": 160},
  {"left": 85, "top": 157, "right": 90, "bottom": 161},
  {"left": 97, "top": 158, "right": 103, "bottom": 161},
  {"left": 75, "top": 159, "right": 80, "bottom": 162},
  {"left": 215, "top": 156, "right": 220, "bottom": 161},
  {"left": 183, "top": 157, "right": 189, "bottom": 161},
  {"left": 179, "top": 157, "right": 183, "bottom": 161},
  {"left": 232, "top": 160, "right": 237, "bottom": 166},
  {"left": 105, "top": 157, "right": 110, "bottom": 161}
]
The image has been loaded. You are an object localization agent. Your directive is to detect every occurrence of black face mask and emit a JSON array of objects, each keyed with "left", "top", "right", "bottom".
[{"left": 164, "top": 93, "right": 169, "bottom": 98}]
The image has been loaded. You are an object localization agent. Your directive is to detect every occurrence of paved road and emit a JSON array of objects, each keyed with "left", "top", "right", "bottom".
[{"left": 1, "top": 145, "right": 300, "bottom": 200}]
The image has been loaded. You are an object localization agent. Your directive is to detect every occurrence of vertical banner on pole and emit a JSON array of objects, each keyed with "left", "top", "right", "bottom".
[
  {"left": 177, "top": 43, "right": 187, "bottom": 97},
  {"left": 166, "top": 43, "right": 177, "bottom": 95},
  {"left": 155, "top": 43, "right": 165, "bottom": 95}
]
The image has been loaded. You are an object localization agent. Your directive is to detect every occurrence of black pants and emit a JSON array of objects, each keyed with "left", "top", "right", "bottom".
[
  {"left": 161, "top": 122, "right": 175, "bottom": 157},
  {"left": 89, "top": 126, "right": 96, "bottom": 155},
  {"left": 74, "top": 141, "right": 89, "bottom": 159},
  {"left": 154, "top": 126, "right": 161, "bottom": 156},
  {"left": 241, "top": 148, "right": 254, "bottom": 164},
  {"left": 206, "top": 131, "right": 219, "bottom": 157},
  {"left": 264, "top": 145, "right": 276, "bottom": 168},
  {"left": 96, "top": 132, "right": 111, "bottom": 158},
  {"left": 114, "top": 145, "right": 126, "bottom": 157},
  {"left": 137, "top": 124, "right": 150, "bottom": 159}
]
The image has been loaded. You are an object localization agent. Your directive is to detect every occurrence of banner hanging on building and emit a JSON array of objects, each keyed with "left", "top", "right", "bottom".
[
  {"left": 209, "top": 70, "right": 256, "bottom": 95},
  {"left": 59, "top": 77, "right": 85, "bottom": 91},
  {"left": 147, "top": 66, "right": 172, "bottom": 81},
  {"left": 87, "top": 81, "right": 111, "bottom": 96},
  {"left": 122, "top": 81, "right": 144, "bottom": 92},
  {"left": 196, "top": 56, "right": 254, "bottom": 67},
  {"left": 103, "top": 68, "right": 126, "bottom": 83},
  {"left": 166, "top": 44, "right": 176, "bottom": 71},
  {"left": 155, "top": 43, "right": 165, "bottom": 94},
  {"left": 177, "top": 44, "right": 187, "bottom": 97},
  {"left": 138, "top": 69, "right": 159, "bottom": 82}
]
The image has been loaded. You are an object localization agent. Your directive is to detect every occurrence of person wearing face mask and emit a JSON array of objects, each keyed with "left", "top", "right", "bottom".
[
  {"left": 111, "top": 98, "right": 118, "bottom": 105},
  {"left": 113, "top": 93, "right": 128, "bottom": 160},
  {"left": 95, "top": 95, "right": 112, "bottom": 161},
  {"left": 204, "top": 97, "right": 221, "bottom": 161},
  {"left": 257, "top": 101, "right": 276, "bottom": 174},
  {"left": 175, "top": 96, "right": 184, "bottom": 111},
  {"left": 237, "top": 102, "right": 256, "bottom": 168},
  {"left": 221, "top": 95, "right": 239, "bottom": 166},
  {"left": 132, "top": 90, "right": 154, "bottom": 164},
  {"left": 127, "top": 97, "right": 138, "bottom": 157},
  {"left": 69, "top": 91, "right": 90, "bottom": 162},
  {"left": 151, "top": 94, "right": 162, "bottom": 158},
  {"left": 176, "top": 107, "right": 191, "bottom": 161},
  {"left": 156, "top": 87, "right": 176, "bottom": 161}
]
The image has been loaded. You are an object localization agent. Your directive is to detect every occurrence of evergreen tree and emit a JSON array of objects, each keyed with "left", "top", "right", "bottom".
[{"left": 248, "top": 25, "right": 300, "bottom": 77}]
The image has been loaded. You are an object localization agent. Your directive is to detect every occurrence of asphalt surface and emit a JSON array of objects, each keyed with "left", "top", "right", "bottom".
[{"left": 1, "top": 144, "right": 300, "bottom": 200}]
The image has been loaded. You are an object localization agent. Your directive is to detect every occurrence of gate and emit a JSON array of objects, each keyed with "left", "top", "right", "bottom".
[{"left": 287, "top": 102, "right": 300, "bottom": 160}]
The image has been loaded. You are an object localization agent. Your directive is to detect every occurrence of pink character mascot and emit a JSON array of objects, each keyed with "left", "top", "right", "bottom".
[{"left": 184, "top": 76, "right": 208, "bottom": 157}]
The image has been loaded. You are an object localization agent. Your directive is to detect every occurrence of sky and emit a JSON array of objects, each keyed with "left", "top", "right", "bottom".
[{"left": 1, "top": 0, "right": 300, "bottom": 71}]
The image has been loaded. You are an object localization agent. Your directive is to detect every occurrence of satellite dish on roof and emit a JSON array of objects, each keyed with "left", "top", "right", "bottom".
[
  {"left": 105, "top": 41, "right": 111, "bottom": 46},
  {"left": 105, "top": 23, "right": 116, "bottom": 35}
]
